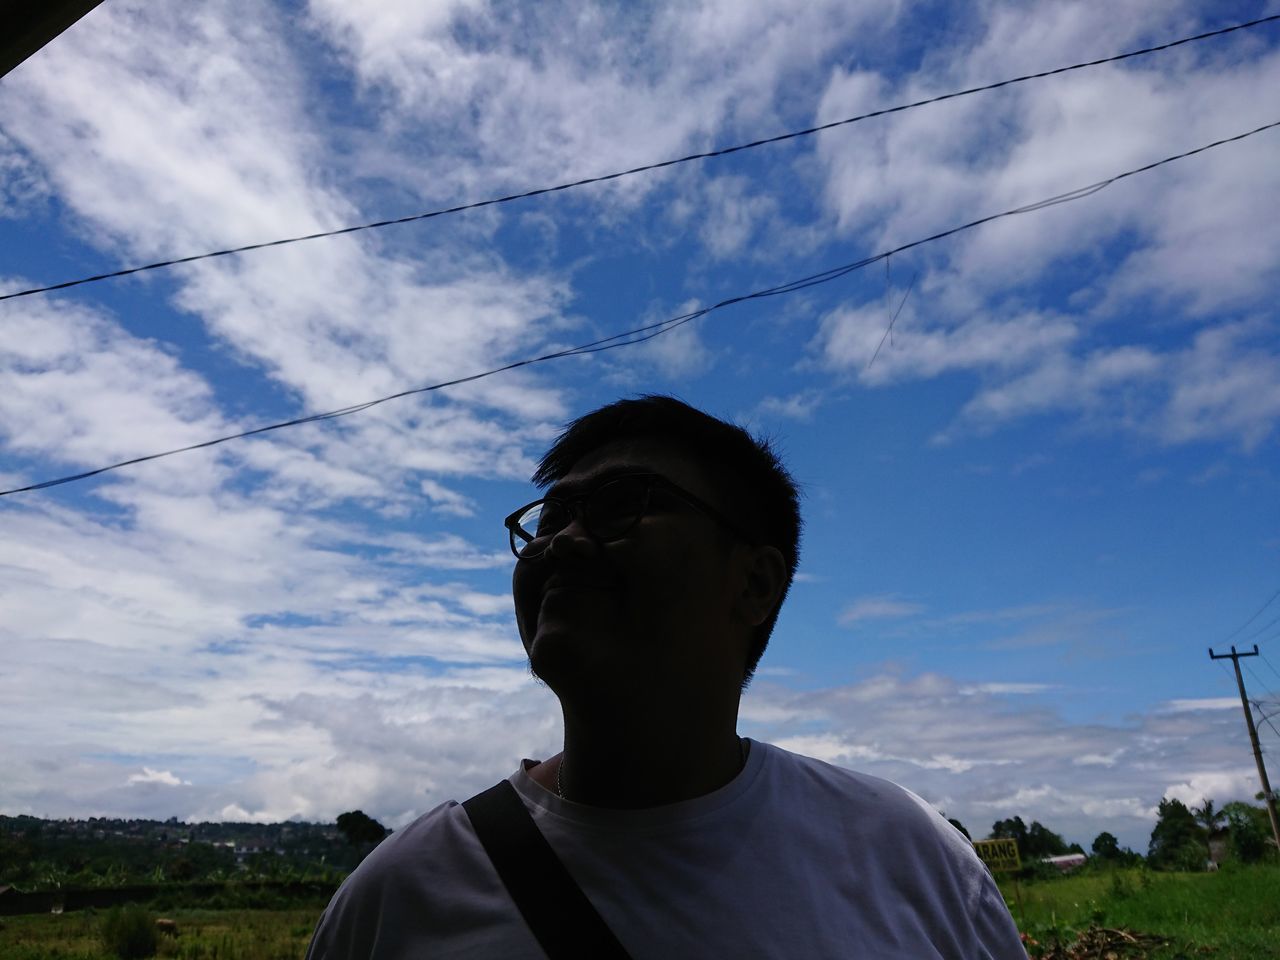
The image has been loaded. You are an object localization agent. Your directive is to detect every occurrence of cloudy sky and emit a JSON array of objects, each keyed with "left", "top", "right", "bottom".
[{"left": 3, "top": 0, "right": 1279, "bottom": 853}]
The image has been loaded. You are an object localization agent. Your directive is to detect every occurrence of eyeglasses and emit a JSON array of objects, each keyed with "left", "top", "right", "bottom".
[{"left": 504, "top": 472, "right": 752, "bottom": 560}]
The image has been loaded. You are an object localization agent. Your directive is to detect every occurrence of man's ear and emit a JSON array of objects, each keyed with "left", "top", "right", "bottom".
[{"left": 736, "top": 545, "right": 787, "bottom": 627}]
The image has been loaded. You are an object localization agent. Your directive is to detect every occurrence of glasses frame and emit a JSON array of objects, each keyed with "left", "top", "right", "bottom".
[{"left": 504, "top": 472, "right": 754, "bottom": 560}]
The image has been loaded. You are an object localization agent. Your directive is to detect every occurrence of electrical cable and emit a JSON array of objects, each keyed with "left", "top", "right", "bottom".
[
  {"left": 867, "top": 272, "right": 917, "bottom": 370},
  {"left": 1242, "top": 611, "right": 1280, "bottom": 645},
  {"left": 1244, "top": 662, "right": 1280, "bottom": 705},
  {"left": 2, "top": 117, "right": 1277, "bottom": 498},
  {"left": 1259, "top": 650, "right": 1280, "bottom": 685},
  {"left": 1254, "top": 704, "right": 1280, "bottom": 743},
  {"left": 1223, "top": 586, "right": 1280, "bottom": 643},
  {"left": 1, "top": 14, "right": 1277, "bottom": 305}
]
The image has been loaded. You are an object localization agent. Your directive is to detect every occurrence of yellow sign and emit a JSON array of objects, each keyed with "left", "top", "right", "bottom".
[{"left": 972, "top": 838, "right": 1021, "bottom": 873}]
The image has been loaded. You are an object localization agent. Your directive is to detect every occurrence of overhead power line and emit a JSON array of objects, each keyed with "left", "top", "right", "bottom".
[
  {"left": 1260, "top": 650, "right": 1280, "bottom": 685},
  {"left": 1, "top": 14, "right": 1277, "bottom": 304},
  {"left": 1245, "top": 662, "right": 1280, "bottom": 704},
  {"left": 1223, "top": 586, "right": 1280, "bottom": 643},
  {"left": 1243, "top": 611, "right": 1280, "bottom": 645},
  {"left": 2, "top": 117, "right": 1276, "bottom": 498}
]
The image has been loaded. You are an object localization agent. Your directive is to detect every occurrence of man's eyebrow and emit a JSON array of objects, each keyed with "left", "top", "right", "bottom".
[{"left": 544, "top": 464, "right": 657, "bottom": 498}]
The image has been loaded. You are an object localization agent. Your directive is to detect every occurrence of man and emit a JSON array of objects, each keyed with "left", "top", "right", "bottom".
[{"left": 307, "top": 395, "right": 1025, "bottom": 958}]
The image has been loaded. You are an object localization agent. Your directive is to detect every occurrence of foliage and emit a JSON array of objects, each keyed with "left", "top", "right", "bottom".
[
  {"left": 0, "top": 814, "right": 365, "bottom": 891},
  {"left": 1001, "top": 863, "right": 1280, "bottom": 959},
  {"left": 1091, "top": 831, "right": 1120, "bottom": 859},
  {"left": 335, "top": 810, "right": 387, "bottom": 847},
  {"left": 100, "top": 904, "right": 158, "bottom": 959},
  {"left": 1193, "top": 798, "right": 1226, "bottom": 834},
  {"left": 3, "top": 905, "right": 323, "bottom": 960},
  {"left": 946, "top": 817, "right": 970, "bottom": 840},
  {"left": 989, "top": 815, "right": 1071, "bottom": 859},
  {"left": 5, "top": 869, "right": 1280, "bottom": 960},
  {"left": 1147, "top": 798, "right": 1205, "bottom": 871},
  {"left": 1222, "top": 800, "right": 1272, "bottom": 864},
  {"left": 1021, "top": 923, "right": 1169, "bottom": 959}
]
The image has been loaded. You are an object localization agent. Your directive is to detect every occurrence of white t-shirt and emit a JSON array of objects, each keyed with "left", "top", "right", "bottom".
[{"left": 306, "top": 740, "right": 1025, "bottom": 959}]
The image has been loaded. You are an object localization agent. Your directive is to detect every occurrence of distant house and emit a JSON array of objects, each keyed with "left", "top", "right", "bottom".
[
  {"left": 1207, "top": 828, "right": 1229, "bottom": 865},
  {"left": 1041, "top": 853, "right": 1087, "bottom": 873}
]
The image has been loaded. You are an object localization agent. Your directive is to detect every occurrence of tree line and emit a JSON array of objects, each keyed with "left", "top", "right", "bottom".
[
  {"left": 0, "top": 811, "right": 388, "bottom": 893},
  {"left": 946, "top": 796, "right": 1275, "bottom": 872}
]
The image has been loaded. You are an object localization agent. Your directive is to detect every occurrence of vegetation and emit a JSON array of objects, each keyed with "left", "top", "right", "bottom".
[
  {"left": 1223, "top": 800, "right": 1273, "bottom": 863},
  {"left": 0, "top": 906, "right": 322, "bottom": 960},
  {"left": 0, "top": 815, "right": 367, "bottom": 892},
  {"left": 334, "top": 811, "right": 386, "bottom": 848},
  {"left": 989, "top": 815, "right": 1084, "bottom": 859},
  {"left": 1146, "top": 798, "right": 1206, "bottom": 871},
  {"left": 977, "top": 801, "right": 1278, "bottom": 955},
  {"left": 2, "top": 801, "right": 1274, "bottom": 959},
  {"left": 4, "top": 867, "right": 1277, "bottom": 959},
  {"left": 998, "top": 863, "right": 1280, "bottom": 959},
  {"left": 99, "top": 905, "right": 157, "bottom": 959}
]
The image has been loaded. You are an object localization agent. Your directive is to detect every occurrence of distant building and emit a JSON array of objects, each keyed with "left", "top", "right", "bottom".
[{"left": 1041, "top": 853, "right": 1087, "bottom": 873}]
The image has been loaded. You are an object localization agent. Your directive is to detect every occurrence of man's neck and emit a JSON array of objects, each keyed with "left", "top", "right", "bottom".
[{"left": 534, "top": 698, "right": 747, "bottom": 809}]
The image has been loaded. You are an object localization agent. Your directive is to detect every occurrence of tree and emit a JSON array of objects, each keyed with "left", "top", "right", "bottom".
[
  {"left": 1091, "top": 831, "right": 1121, "bottom": 860},
  {"left": 1222, "top": 801, "right": 1271, "bottom": 864},
  {"left": 946, "top": 818, "right": 971, "bottom": 840},
  {"left": 990, "top": 816, "right": 1028, "bottom": 849},
  {"left": 336, "top": 810, "right": 388, "bottom": 847},
  {"left": 1193, "top": 798, "right": 1225, "bottom": 834},
  {"left": 990, "top": 816, "right": 1073, "bottom": 860},
  {"left": 1025, "top": 821, "right": 1069, "bottom": 858},
  {"left": 1148, "top": 798, "right": 1205, "bottom": 871}
]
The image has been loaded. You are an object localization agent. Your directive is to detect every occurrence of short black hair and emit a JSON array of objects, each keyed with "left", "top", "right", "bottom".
[{"left": 532, "top": 395, "right": 802, "bottom": 687}]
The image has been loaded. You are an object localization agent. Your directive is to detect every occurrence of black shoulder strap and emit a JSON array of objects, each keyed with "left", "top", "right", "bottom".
[{"left": 463, "top": 780, "right": 634, "bottom": 960}]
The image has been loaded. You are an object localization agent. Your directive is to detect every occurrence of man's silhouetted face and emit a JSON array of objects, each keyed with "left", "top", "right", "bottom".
[{"left": 513, "top": 436, "right": 749, "bottom": 706}]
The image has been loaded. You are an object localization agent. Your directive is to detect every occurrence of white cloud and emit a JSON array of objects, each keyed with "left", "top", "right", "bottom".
[
  {"left": 128, "top": 768, "right": 191, "bottom": 787},
  {"left": 0, "top": 0, "right": 575, "bottom": 504},
  {"left": 807, "top": 1, "right": 1280, "bottom": 447},
  {"left": 1162, "top": 320, "right": 1280, "bottom": 450},
  {"left": 1073, "top": 750, "right": 1124, "bottom": 767},
  {"left": 1163, "top": 770, "right": 1259, "bottom": 809},
  {"left": 0, "top": 132, "right": 50, "bottom": 218},
  {"left": 605, "top": 306, "right": 716, "bottom": 382},
  {"left": 697, "top": 175, "right": 780, "bottom": 259},
  {"left": 959, "top": 683, "right": 1055, "bottom": 696},
  {"left": 756, "top": 391, "right": 824, "bottom": 421},
  {"left": 1159, "top": 697, "right": 1242, "bottom": 712},
  {"left": 737, "top": 669, "right": 1263, "bottom": 848},
  {"left": 2, "top": 0, "right": 1277, "bottom": 860},
  {"left": 307, "top": 0, "right": 901, "bottom": 209},
  {"left": 0, "top": 289, "right": 227, "bottom": 468},
  {"left": 419, "top": 478, "right": 477, "bottom": 517},
  {"left": 838, "top": 595, "right": 923, "bottom": 626}
]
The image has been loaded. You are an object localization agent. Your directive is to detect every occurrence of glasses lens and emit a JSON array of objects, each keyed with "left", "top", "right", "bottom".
[
  {"left": 512, "top": 501, "right": 568, "bottom": 558},
  {"left": 586, "top": 477, "right": 647, "bottom": 540}
]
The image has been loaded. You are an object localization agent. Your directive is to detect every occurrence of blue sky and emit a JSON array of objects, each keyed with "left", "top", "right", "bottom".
[{"left": 2, "top": 0, "right": 1279, "bottom": 853}]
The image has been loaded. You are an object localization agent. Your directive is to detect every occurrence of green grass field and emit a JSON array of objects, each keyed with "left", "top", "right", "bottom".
[
  {"left": 999, "top": 863, "right": 1280, "bottom": 958},
  {"left": 2, "top": 867, "right": 1277, "bottom": 958},
  {"left": 0, "top": 906, "right": 320, "bottom": 960}
]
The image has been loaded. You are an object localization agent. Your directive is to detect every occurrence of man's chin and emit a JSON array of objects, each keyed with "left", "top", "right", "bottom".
[{"left": 526, "top": 623, "right": 610, "bottom": 687}]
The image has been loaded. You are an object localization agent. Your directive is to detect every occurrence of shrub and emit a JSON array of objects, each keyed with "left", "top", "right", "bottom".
[
  {"left": 1107, "top": 868, "right": 1133, "bottom": 900},
  {"left": 100, "top": 904, "right": 158, "bottom": 959}
]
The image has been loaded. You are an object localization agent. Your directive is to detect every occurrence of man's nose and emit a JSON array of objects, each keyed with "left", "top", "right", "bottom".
[{"left": 544, "top": 512, "right": 597, "bottom": 559}]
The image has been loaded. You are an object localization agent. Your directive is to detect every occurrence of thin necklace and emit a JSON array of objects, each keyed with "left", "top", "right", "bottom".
[{"left": 556, "top": 738, "right": 748, "bottom": 801}]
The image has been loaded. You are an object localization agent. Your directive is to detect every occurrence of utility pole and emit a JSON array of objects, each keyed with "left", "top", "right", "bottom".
[{"left": 1209, "top": 644, "right": 1280, "bottom": 857}]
